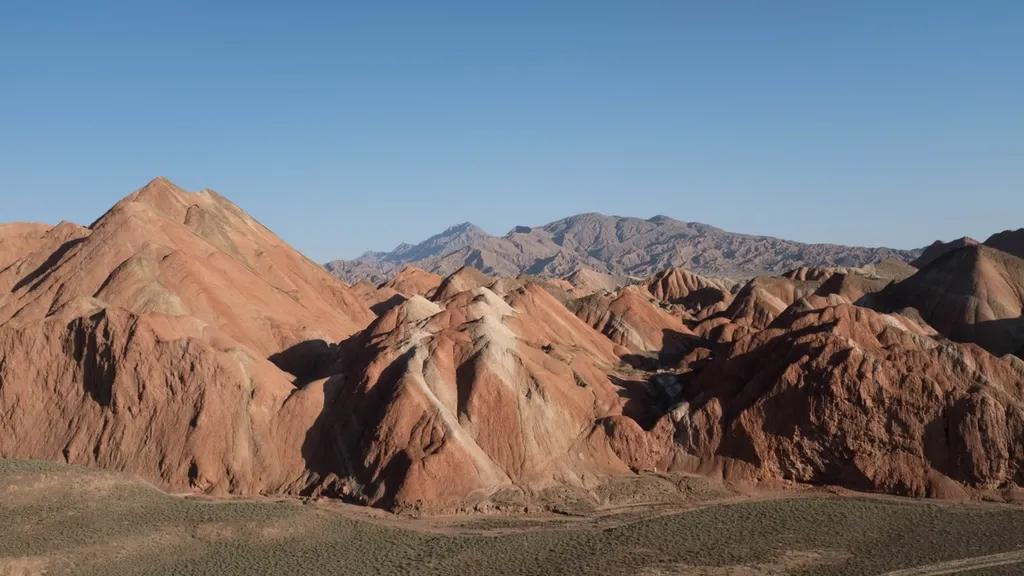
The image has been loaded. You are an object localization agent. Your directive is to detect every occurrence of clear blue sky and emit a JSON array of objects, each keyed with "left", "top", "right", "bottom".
[{"left": 2, "top": 1, "right": 1021, "bottom": 261}]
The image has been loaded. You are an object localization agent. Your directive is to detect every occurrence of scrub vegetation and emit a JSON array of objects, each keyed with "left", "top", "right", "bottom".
[{"left": 3, "top": 459, "right": 1024, "bottom": 576}]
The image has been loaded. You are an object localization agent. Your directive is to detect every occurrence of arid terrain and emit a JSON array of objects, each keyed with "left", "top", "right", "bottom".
[
  {"left": 1, "top": 178, "right": 1023, "bottom": 574},
  {"left": 4, "top": 458, "right": 1024, "bottom": 576}
]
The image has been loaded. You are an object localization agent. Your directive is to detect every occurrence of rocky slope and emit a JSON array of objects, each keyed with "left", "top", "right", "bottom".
[
  {"left": 912, "top": 237, "right": 980, "bottom": 268},
  {"left": 0, "top": 178, "right": 374, "bottom": 496},
  {"left": 326, "top": 213, "right": 920, "bottom": 284},
  {"left": 571, "top": 285, "right": 695, "bottom": 357},
  {"left": 303, "top": 284, "right": 637, "bottom": 510},
  {"left": 985, "top": 229, "right": 1024, "bottom": 259},
  {"left": 0, "top": 222, "right": 55, "bottom": 270},
  {"left": 0, "top": 177, "right": 373, "bottom": 354},
  {"left": 869, "top": 244, "right": 1024, "bottom": 357},
  {"left": 577, "top": 264, "right": 1024, "bottom": 500},
  {"left": 674, "top": 301, "right": 1024, "bottom": 497},
  {"left": 2, "top": 178, "right": 1022, "bottom": 512}
]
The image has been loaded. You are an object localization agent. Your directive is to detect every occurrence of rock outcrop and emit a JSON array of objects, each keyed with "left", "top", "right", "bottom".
[
  {"left": 571, "top": 285, "right": 694, "bottom": 357},
  {"left": 305, "top": 283, "right": 634, "bottom": 510},
  {"left": 643, "top": 267, "right": 735, "bottom": 314},
  {"left": 0, "top": 222, "right": 60, "bottom": 271},
  {"left": 912, "top": 237, "right": 980, "bottom": 269},
  {"left": 383, "top": 265, "right": 444, "bottom": 297},
  {"left": 870, "top": 245, "right": 1024, "bottom": 356},
  {"left": 0, "top": 177, "right": 373, "bottom": 355},
  {"left": 0, "top": 178, "right": 375, "bottom": 496},
  {"left": 985, "top": 229, "right": 1024, "bottom": 259},
  {"left": 0, "top": 308, "right": 326, "bottom": 495},
  {"left": 668, "top": 302, "right": 1024, "bottom": 497}
]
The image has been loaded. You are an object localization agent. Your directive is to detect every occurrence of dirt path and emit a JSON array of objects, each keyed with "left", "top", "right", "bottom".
[{"left": 881, "top": 549, "right": 1024, "bottom": 575}]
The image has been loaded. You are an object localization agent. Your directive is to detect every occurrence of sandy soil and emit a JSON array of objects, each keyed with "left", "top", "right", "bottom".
[{"left": 4, "top": 458, "right": 1024, "bottom": 575}]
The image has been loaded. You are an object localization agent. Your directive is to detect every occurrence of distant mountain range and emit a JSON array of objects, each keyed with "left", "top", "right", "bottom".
[{"left": 326, "top": 213, "right": 922, "bottom": 284}]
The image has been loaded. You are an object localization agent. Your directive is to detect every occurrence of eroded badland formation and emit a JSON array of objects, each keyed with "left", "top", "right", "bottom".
[{"left": 1, "top": 177, "right": 1023, "bottom": 513}]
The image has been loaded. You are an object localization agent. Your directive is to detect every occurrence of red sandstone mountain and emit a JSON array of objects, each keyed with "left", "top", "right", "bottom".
[
  {"left": 912, "top": 237, "right": 980, "bottom": 268},
  {"left": 0, "top": 177, "right": 372, "bottom": 353},
  {"left": 702, "top": 274, "right": 822, "bottom": 337},
  {"left": 0, "top": 222, "right": 56, "bottom": 271},
  {"left": 657, "top": 301, "right": 1024, "bottom": 497},
  {"left": 383, "top": 265, "right": 444, "bottom": 297},
  {"left": 303, "top": 283, "right": 641, "bottom": 510},
  {"left": 429, "top": 265, "right": 494, "bottom": 301},
  {"left": 571, "top": 285, "right": 693, "bottom": 356},
  {"left": 0, "top": 178, "right": 374, "bottom": 495},
  {"left": 644, "top": 267, "right": 734, "bottom": 308},
  {"left": 985, "top": 229, "right": 1024, "bottom": 259},
  {"left": 350, "top": 279, "right": 404, "bottom": 315},
  {"left": 871, "top": 245, "right": 1024, "bottom": 356},
  {"left": 1, "top": 178, "right": 1022, "bottom": 512}
]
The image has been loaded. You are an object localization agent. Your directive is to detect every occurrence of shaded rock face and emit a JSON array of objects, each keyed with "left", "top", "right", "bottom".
[
  {"left": 349, "top": 280, "right": 405, "bottom": 316},
  {"left": 569, "top": 259, "right": 1024, "bottom": 500},
  {"left": 721, "top": 276, "right": 819, "bottom": 330},
  {"left": 912, "top": 237, "right": 980, "bottom": 269},
  {"left": 815, "top": 272, "right": 890, "bottom": 303},
  {"left": 644, "top": 267, "right": 735, "bottom": 313},
  {"left": 870, "top": 245, "right": 1024, "bottom": 356},
  {"left": 984, "top": 229, "right": 1024, "bottom": 260},
  {"left": 305, "top": 285, "right": 633, "bottom": 510},
  {"left": 0, "top": 222, "right": 61, "bottom": 271},
  {"left": 327, "top": 213, "right": 920, "bottom": 284},
  {"left": 665, "top": 274, "right": 826, "bottom": 345},
  {"left": 571, "top": 286, "right": 694, "bottom": 358},
  {"left": 428, "top": 265, "right": 493, "bottom": 301},
  {"left": 0, "top": 308, "right": 325, "bottom": 496},
  {"left": 633, "top": 302, "right": 1024, "bottom": 496}
]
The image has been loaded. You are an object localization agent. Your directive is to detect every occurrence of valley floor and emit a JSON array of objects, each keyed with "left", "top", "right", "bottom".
[{"left": 2, "top": 458, "right": 1024, "bottom": 576}]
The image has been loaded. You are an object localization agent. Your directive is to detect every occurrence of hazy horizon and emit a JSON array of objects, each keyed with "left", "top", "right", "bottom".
[{"left": 4, "top": 2, "right": 1021, "bottom": 261}]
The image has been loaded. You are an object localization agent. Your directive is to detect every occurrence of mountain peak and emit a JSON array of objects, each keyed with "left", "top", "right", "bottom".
[
  {"left": 984, "top": 228, "right": 1024, "bottom": 259},
  {"left": 445, "top": 221, "right": 485, "bottom": 234},
  {"left": 8, "top": 178, "right": 374, "bottom": 355},
  {"left": 388, "top": 221, "right": 492, "bottom": 263},
  {"left": 912, "top": 236, "right": 980, "bottom": 268},
  {"left": 135, "top": 175, "right": 187, "bottom": 200},
  {"left": 327, "top": 211, "right": 921, "bottom": 284},
  {"left": 647, "top": 214, "right": 677, "bottom": 223},
  {"left": 110, "top": 176, "right": 196, "bottom": 221},
  {"left": 560, "top": 212, "right": 611, "bottom": 223}
]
